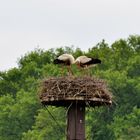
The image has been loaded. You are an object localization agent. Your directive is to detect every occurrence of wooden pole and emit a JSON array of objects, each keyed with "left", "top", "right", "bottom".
[{"left": 67, "top": 102, "right": 85, "bottom": 140}]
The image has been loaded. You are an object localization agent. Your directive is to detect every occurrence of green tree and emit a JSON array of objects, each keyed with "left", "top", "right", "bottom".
[
  {"left": 109, "top": 107, "right": 140, "bottom": 140},
  {"left": 0, "top": 35, "right": 140, "bottom": 140},
  {"left": 22, "top": 107, "right": 66, "bottom": 140}
]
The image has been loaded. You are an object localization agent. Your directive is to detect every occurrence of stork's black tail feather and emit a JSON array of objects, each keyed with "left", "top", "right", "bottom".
[
  {"left": 84, "top": 58, "right": 101, "bottom": 65},
  {"left": 92, "top": 58, "right": 101, "bottom": 64}
]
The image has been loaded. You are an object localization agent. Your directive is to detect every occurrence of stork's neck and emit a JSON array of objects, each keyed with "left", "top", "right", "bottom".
[{"left": 74, "top": 59, "right": 80, "bottom": 64}]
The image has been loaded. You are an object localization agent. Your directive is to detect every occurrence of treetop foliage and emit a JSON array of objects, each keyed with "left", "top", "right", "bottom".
[{"left": 0, "top": 35, "right": 140, "bottom": 140}]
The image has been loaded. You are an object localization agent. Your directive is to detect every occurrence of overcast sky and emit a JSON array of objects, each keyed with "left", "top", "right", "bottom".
[{"left": 0, "top": 0, "right": 140, "bottom": 71}]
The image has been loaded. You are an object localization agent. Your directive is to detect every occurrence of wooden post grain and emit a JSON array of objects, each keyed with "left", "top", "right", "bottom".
[{"left": 67, "top": 102, "right": 85, "bottom": 140}]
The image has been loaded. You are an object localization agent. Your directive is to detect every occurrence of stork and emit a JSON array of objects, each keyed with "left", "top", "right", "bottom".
[
  {"left": 53, "top": 54, "right": 75, "bottom": 76},
  {"left": 75, "top": 55, "right": 101, "bottom": 75}
]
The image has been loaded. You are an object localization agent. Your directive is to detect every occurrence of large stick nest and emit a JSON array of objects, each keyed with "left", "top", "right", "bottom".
[{"left": 39, "top": 76, "right": 113, "bottom": 107}]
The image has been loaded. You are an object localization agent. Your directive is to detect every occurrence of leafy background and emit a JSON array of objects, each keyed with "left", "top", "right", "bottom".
[{"left": 0, "top": 35, "right": 140, "bottom": 140}]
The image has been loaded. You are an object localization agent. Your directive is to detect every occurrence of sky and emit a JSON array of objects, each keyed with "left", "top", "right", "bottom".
[{"left": 0, "top": 0, "right": 140, "bottom": 71}]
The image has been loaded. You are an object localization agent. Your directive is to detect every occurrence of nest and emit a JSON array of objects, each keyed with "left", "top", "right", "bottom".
[{"left": 39, "top": 76, "right": 113, "bottom": 107}]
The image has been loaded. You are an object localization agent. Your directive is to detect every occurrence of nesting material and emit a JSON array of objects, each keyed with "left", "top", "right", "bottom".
[{"left": 39, "top": 76, "right": 113, "bottom": 107}]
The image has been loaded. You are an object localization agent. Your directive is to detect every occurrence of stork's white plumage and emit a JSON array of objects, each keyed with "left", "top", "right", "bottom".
[
  {"left": 75, "top": 55, "right": 101, "bottom": 75},
  {"left": 75, "top": 55, "right": 101, "bottom": 68},
  {"left": 53, "top": 54, "right": 75, "bottom": 75},
  {"left": 57, "top": 54, "right": 75, "bottom": 64}
]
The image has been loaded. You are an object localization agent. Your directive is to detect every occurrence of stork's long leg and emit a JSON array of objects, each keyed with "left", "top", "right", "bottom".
[
  {"left": 67, "top": 66, "right": 70, "bottom": 76},
  {"left": 83, "top": 65, "right": 88, "bottom": 76},
  {"left": 67, "top": 65, "right": 73, "bottom": 76},
  {"left": 87, "top": 67, "right": 91, "bottom": 76},
  {"left": 88, "top": 68, "right": 92, "bottom": 76},
  {"left": 70, "top": 65, "right": 74, "bottom": 76},
  {"left": 77, "top": 63, "right": 84, "bottom": 75},
  {"left": 60, "top": 65, "right": 64, "bottom": 76},
  {"left": 83, "top": 66, "right": 91, "bottom": 76}
]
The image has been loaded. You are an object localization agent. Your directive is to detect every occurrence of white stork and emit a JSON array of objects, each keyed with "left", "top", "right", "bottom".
[
  {"left": 53, "top": 54, "right": 75, "bottom": 76},
  {"left": 75, "top": 55, "right": 101, "bottom": 75}
]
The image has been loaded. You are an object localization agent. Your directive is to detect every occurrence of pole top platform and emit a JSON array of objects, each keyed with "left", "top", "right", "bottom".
[{"left": 39, "top": 76, "right": 113, "bottom": 107}]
